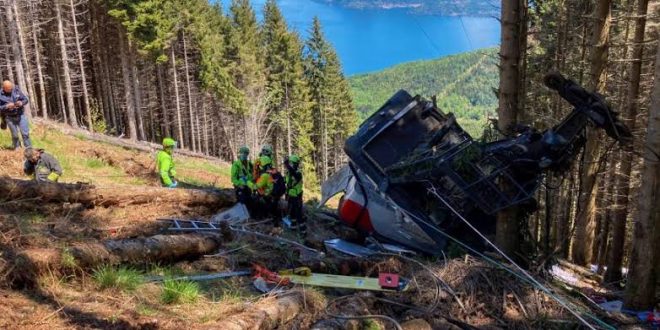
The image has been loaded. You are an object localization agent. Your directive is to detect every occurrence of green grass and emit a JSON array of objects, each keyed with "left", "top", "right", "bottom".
[
  {"left": 93, "top": 266, "right": 143, "bottom": 292},
  {"left": 148, "top": 264, "right": 185, "bottom": 278},
  {"left": 60, "top": 249, "right": 78, "bottom": 269},
  {"left": 363, "top": 319, "right": 383, "bottom": 330},
  {"left": 135, "top": 304, "right": 158, "bottom": 316},
  {"left": 1, "top": 123, "right": 231, "bottom": 188},
  {"left": 85, "top": 158, "right": 107, "bottom": 169},
  {"left": 161, "top": 279, "right": 200, "bottom": 304}
]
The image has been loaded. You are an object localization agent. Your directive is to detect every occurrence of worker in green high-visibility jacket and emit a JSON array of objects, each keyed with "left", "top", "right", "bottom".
[
  {"left": 284, "top": 154, "right": 305, "bottom": 234},
  {"left": 157, "top": 138, "right": 178, "bottom": 188},
  {"left": 231, "top": 146, "right": 254, "bottom": 208},
  {"left": 252, "top": 155, "right": 285, "bottom": 228}
]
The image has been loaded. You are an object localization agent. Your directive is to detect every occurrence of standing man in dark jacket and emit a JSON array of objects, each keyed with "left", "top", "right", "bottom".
[
  {"left": 284, "top": 155, "right": 305, "bottom": 234},
  {"left": 0, "top": 81, "right": 31, "bottom": 149}
]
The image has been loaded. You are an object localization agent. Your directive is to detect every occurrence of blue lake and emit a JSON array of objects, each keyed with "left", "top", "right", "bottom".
[{"left": 217, "top": 0, "right": 501, "bottom": 75}]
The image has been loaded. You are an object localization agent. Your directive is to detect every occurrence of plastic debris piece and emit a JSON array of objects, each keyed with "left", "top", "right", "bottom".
[
  {"left": 252, "top": 277, "right": 286, "bottom": 294},
  {"left": 599, "top": 300, "right": 623, "bottom": 313},
  {"left": 211, "top": 203, "right": 250, "bottom": 224},
  {"left": 282, "top": 216, "right": 292, "bottom": 228},
  {"left": 371, "top": 242, "right": 417, "bottom": 255},
  {"left": 324, "top": 238, "right": 377, "bottom": 258},
  {"left": 549, "top": 265, "right": 578, "bottom": 285}
]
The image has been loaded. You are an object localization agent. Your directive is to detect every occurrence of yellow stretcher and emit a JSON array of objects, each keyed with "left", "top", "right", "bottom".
[{"left": 279, "top": 268, "right": 409, "bottom": 292}]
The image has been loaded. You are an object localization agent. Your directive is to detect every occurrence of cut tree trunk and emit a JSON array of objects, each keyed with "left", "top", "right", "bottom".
[
  {"left": 0, "top": 177, "right": 235, "bottom": 209},
  {"left": 13, "top": 233, "right": 227, "bottom": 284},
  {"left": 214, "top": 292, "right": 308, "bottom": 330}
]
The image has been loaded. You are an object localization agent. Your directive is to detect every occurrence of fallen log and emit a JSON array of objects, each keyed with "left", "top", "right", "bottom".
[
  {"left": 12, "top": 233, "right": 227, "bottom": 285},
  {"left": 556, "top": 258, "right": 603, "bottom": 283},
  {"left": 71, "top": 233, "right": 224, "bottom": 267},
  {"left": 33, "top": 118, "right": 226, "bottom": 162},
  {"left": 0, "top": 177, "right": 235, "bottom": 209},
  {"left": 214, "top": 292, "right": 308, "bottom": 330}
]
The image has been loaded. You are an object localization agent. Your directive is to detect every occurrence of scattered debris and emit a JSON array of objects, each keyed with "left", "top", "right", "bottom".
[
  {"left": 599, "top": 300, "right": 623, "bottom": 313},
  {"left": 211, "top": 203, "right": 250, "bottom": 224},
  {"left": 324, "top": 238, "right": 377, "bottom": 258},
  {"left": 324, "top": 238, "right": 416, "bottom": 258}
]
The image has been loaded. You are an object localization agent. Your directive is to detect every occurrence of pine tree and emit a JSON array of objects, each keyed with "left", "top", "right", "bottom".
[
  {"left": 304, "top": 17, "right": 331, "bottom": 180},
  {"left": 304, "top": 17, "right": 358, "bottom": 182},
  {"left": 226, "top": 0, "right": 267, "bottom": 154}
]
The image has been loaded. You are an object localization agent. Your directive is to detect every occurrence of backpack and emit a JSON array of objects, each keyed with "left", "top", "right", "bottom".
[{"left": 271, "top": 171, "right": 286, "bottom": 198}]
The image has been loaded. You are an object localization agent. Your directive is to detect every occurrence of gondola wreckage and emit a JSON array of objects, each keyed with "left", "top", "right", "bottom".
[
  {"left": 321, "top": 72, "right": 631, "bottom": 255},
  {"left": 161, "top": 72, "right": 631, "bottom": 328}
]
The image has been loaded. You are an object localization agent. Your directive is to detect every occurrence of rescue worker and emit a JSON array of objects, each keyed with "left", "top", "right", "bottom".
[
  {"left": 23, "top": 148, "right": 62, "bottom": 183},
  {"left": 259, "top": 144, "right": 273, "bottom": 158},
  {"left": 252, "top": 144, "right": 274, "bottom": 180},
  {"left": 231, "top": 146, "right": 254, "bottom": 207},
  {"left": 284, "top": 155, "right": 306, "bottom": 234},
  {"left": 0, "top": 80, "right": 31, "bottom": 149},
  {"left": 252, "top": 155, "right": 285, "bottom": 228},
  {"left": 157, "top": 138, "right": 178, "bottom": 188}
]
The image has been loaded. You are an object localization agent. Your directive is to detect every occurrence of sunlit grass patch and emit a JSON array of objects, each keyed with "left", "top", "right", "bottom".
[
  {"left": 60, "top": 249, "right": 78, "bottom": 269},
  {"left": 93, "top": 266, "right": 143, "bottom": 292},
  {"left": 161, "top": 279, "right": 200, "bottom": 304},
  {"left": 85, "top": 157, "right": 106, "bottom": 169}
]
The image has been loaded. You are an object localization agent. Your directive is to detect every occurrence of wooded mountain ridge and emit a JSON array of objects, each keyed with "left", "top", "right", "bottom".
[
  {"left": 349, "top": 48, "right": 498, "bottom": 136},
  {"left": 314, "top": 0, "right": 500, "bottom": 16}
]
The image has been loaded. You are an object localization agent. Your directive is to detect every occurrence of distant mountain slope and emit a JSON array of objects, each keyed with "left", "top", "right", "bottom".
[
  {"left": 315, "top": 0, "right": 500, "bottom": 16},
  {"left": 348, "top": 48, "right": 498, "bottom": 136}
]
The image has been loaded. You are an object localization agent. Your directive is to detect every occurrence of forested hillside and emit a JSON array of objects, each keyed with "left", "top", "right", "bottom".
[
  {"left": 0, "top": 0, "right": 357, "bottom": 185},
  {"left": 350, "top": 48, "right": 498, "bottom": 136},
  {"left": 315, "top": 0, "right": 500, "bottom": 16},
  {"left": 495, "top": 0, "right": 658, "bottom": 311}
]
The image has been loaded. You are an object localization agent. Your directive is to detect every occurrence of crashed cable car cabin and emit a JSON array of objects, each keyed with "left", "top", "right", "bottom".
[{"left": 322, "top": 72, "right": 632, "bottom": 255}]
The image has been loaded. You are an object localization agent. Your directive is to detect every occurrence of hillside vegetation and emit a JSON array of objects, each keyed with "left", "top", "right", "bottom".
[
  {"left": 0, "top": 0, "right": 356, "bottom": 186},
  {"left": 0, "top": 122, "right": 231, "bottom": 189},
  {"left": 349, "top": 48, "right": 498, "bottom": 136}
]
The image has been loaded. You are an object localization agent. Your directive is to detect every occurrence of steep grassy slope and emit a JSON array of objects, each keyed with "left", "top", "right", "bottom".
[
  {"left": 0, "top": 122, "right": 231, "bottom": 188},
  {"left": 349, "top": 48, "right": 498, "bottom": 136}
]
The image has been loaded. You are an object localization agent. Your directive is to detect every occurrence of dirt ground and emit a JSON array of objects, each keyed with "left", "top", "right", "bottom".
[{"left": 0, "top": 123, "right": 637, "bottom": 330}]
